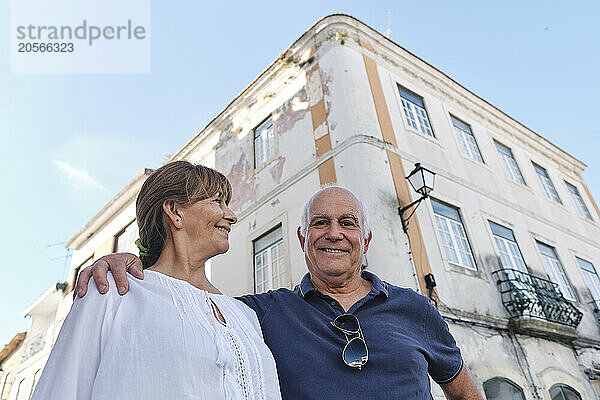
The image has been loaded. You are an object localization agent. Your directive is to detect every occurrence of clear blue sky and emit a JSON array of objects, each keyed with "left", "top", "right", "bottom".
[{"left": 1, "top": 1, "right": 599, "bottom": 347}]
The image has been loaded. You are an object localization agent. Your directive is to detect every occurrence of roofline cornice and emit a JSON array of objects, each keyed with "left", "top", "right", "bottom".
[{"left": 172, "top": 14, "right": 585, "bottom": 173}]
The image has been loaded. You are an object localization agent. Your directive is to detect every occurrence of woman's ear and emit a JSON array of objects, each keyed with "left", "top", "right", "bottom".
[{"left": 162, "top": 200, "right": 183, "bottom": 229}]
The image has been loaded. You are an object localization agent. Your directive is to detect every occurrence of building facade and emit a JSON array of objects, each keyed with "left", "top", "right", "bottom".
[{"left": 7, "top": 14, "right": 600, "bottom": 399}]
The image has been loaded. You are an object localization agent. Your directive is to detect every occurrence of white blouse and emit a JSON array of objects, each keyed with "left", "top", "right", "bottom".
[{"left": 32, "top": 270, "right": 282, "bottom": 400}]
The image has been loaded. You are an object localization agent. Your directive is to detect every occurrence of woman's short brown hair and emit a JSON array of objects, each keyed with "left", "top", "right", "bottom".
[{"left": 135, "top": 161, "right": 232, "bottom": 268}]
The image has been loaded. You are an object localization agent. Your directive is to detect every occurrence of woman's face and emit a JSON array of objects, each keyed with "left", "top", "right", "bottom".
[{"left": 181, "top": 191, "right": 237, "bottom": 259}]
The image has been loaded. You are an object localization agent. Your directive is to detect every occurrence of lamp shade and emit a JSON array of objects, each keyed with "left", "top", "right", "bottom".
[{"left": 406, "top": 163, "right": 436, "bottom": 196}]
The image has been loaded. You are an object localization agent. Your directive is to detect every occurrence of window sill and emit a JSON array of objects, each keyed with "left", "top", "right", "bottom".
[
  {"left": 251, "top": 154, "right": 279, "bottom": 177},
  {"left": 403, "top": 125, "right": 443, "bottom": 148},
  {"left": 445, "top": 261, "right": 480, "bottom": 277},
  {"left": 458, "top": 152, "right": 489, "bottom": 171},
  {"left": 506, "top": 177, "right": 532, "bottom": 193},
  {"left": 579, "top": 214, "right": 598, "bottom": 227}
]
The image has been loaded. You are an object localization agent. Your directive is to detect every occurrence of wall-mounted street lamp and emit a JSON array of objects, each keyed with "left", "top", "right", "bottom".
[
  {"left": 398, "top": 163, "right": 436, "bottom": 233},
  {"left": 55, "top": 282, "right": 68, "bottom": 293}
]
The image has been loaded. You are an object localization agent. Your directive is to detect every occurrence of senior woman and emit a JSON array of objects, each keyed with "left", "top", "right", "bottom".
[{"left": 32, "top": 161, "right": 282, "bottom": 400}]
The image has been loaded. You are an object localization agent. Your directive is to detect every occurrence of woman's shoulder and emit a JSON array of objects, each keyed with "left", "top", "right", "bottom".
[
  {"left": 76, "top": 271, "right": 153, "bottom": 308},
  {"left": 76, "top": 272, "right": 122, "bottom": 305}
]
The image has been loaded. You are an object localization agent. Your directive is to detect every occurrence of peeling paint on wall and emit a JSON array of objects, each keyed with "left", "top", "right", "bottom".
[
  {"left": 313, "top": 122, "right": 329, "bottom": 140},
  {"left": 269, "top": 156, "right": 286, "bottom": 184},
  {"left": 319, "top": 68, "right": 334, "bottom": 129},
  {"left": 319, "top": 68, "right": 332, "bottom": 97},
  {"left": 307, "top": 68, "right": 323, "bottom": 107},
  {"left": 224, "top": 152, "right": 258, "bottom": 213},
  {"left": 274, "top": 87, "right": 309, "bottom": 136}
]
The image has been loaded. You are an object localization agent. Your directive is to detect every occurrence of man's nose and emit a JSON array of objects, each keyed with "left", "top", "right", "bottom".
[{"left": 325, "top": 221, "right": 343, "bottom": 240}]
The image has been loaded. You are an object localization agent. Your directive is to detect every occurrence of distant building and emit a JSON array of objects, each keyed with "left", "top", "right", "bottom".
[
  {"left": 13, "top": 14, "right": 600, "bottom": 399},
  {"left": 0, "top": 332, "right": 26, "bottom": 400}
]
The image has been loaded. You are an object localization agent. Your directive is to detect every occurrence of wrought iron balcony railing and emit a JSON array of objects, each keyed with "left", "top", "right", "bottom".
[{"left": 492, "top": 268, "right": 583, "bottom": 328}]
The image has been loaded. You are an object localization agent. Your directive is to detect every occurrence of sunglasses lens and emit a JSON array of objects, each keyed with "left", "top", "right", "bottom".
[
  {"left": 335, "top": 314, "right": 359, "bottom": 332},
  {"left": 343, "top": 337, "right": 367, "bottom": 367}
]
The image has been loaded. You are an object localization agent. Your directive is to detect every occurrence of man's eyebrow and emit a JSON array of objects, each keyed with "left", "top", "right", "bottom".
[
  {"left": 309, "top": 214, "right": 328, "bottom": 223},
  {"left": 339, "top": 213, "right": 358, "bottom": 221}
]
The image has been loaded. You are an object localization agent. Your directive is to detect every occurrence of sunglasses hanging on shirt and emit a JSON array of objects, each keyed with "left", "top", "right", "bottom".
[{"left": 331, "top": 313, "right": 368, "bottom": 370}]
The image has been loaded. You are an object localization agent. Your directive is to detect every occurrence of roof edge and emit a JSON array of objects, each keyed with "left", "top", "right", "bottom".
[
  {"left": 171, "top": 13, "right": 586, "bottom": 170},
  {"left": 0, "top": 332, "right": 26, "bottom": 364}
]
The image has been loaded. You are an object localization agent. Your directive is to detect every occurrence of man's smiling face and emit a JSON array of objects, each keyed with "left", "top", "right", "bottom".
[{"left": 297, "top": 187, "right": 372, "bottom": 283}]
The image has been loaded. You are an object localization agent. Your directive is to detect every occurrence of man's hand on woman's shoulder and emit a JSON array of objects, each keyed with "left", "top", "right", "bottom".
[{"left": 75, "top": 252, "right": 144, "bottom": 298}]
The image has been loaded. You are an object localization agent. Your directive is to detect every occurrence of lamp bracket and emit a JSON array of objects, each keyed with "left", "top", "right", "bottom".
[{"left": 398, "top": 194, "right": 429, "bottom": 233}]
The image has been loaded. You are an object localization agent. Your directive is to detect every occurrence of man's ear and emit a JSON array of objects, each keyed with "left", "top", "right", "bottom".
[
  {"left": 297, "top": 227, "right": 306, "bottom": 251},
  {"left": 162, "top": 200, "right": 183, "bottom": 229},
  {"left": 363, "top": 232, "right": 373, "bottom": 254}
]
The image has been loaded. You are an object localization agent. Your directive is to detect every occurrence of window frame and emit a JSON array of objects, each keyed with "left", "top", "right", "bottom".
[
  {"left": 113, "top": 219, "right": 139, "bottom": 254},
  {"left": 29, "top": 369, "right": 42, "bottom": 398},
  {"left": 15, "top": 378, "right": 27, "bottom": 400},
  {"left": 565, "top": 181, "right": 593, "bottom": 220},
  {"left": 251, "top": 223, "right": 289, "bottom": 294},
  {"left": 536, "top": 241, "right": 576, "bottom": 301},
  {"left": 488, "top": 221, "right": 529, "bottom": 275},
  {"left": 449, "top": 115, "right": 484, "bottom": 163},
  {"left": 71, "top": 255, "right": 94, "bottom": 291},
  {"left": 396, "top": 84, "right": 435, "bottom": 138},
  {"left": 252, "top": 115, "right": 275, "bottom": 170},
  {"left": 1, "top": 372, "right": 11, "bottom": 398},
  {"left": 577, "top": 257, "right": 600, "bottom": 309},
  {"left": 430, "top": 198, "right": 477, "bottom": 271},
  {"left": 483, "top": 377, "right": 526, "bottom": 400},
  {"left": 549, "top": 383, "right": 582, "bottom": 400},
  {"left": 532, "top": 162, "right": 562, "bottom": 204},
  {"left": 494, "top": 140, "right": 526, "bottom": 185}
]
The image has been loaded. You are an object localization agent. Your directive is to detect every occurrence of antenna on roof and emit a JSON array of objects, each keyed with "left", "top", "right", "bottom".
[{"left": 384, "top": 10, "right": 392, "bottom": 38}]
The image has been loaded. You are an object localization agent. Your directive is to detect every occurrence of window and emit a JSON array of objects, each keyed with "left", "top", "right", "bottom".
[
  {"left": 537, "top": 242, "right": 575, "bottom": 300},
  {"left": 72, "top": 256, "right": 93, "bottom": 291},
  {"left": 431, "top": 199, "right": 476, "bottom": 270},
  {"left": 550, "top": 384, "right": 582, "bottom": 400},
  {"left": 483, "top": 377, "right": 526, "bottom": 400},
  {"left": 489, "top": 221, "right": 528, "bottom": 275},
  {"left": 253, "top": 116, "right": 274, "bottom": 168},
  {"left": 29, "top": 369, "right": 41, "bottom": 398},
  {"left": 1, "top": 372, "right": 10, "bottom": 398},
  {"left": 450, "top": 116, "right": 483, "bottom": 162},
  {"left": 115, "top": 220, "right": 139, "bottom": 253},
  {"left": 15, "top": 379, "right": 27, "bottom": 400},
  {"left": 577, "top": 257, "right": 600, "bottom": 310},
  {"left": 566, "top": 182, "right": 592, "bottom": 220},
  {"left": 495, "top": 141, "right": 525, "bottom": 184},
  {"left": 397, "top": 85, "right": 434, "bottom": 137},
  {"left": 253, "top": 225, "right": 285, "bottom": 293},
  {"left": 533, "top": 163, "right": 562, "bottom": 203}
]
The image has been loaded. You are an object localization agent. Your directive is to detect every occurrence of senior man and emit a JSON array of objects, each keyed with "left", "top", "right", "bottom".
[{"left": 75, "top": 186, "right": 482, "bottom": 399}]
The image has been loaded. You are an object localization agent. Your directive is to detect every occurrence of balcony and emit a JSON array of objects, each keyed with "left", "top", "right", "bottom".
[{"left": 492, "top": 269, "right": 583, "bottom": 339}]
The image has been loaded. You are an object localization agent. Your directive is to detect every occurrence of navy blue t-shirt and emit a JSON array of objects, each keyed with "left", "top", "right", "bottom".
[{"left": 238, "top": 271, "right": 463, "bottom": 400}]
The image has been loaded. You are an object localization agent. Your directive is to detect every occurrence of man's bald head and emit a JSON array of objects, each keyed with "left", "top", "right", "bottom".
[{"left": 299, "top": 185, "right": 371, "bottom": 240}]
